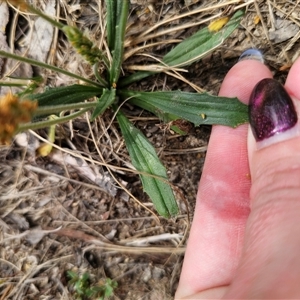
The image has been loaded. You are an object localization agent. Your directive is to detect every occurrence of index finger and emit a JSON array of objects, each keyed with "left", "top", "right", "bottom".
[{"left": 176, "top": 58, "right": 272, "bottom": 299}]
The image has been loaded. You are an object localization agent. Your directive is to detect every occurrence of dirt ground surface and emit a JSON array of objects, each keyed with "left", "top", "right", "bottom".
[{"left": 1, "top": 0, "right": 300, "bottom": 299}]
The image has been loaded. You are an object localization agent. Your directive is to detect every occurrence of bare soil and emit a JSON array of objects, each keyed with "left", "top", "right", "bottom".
[{"left": 1, "top": 0, "right": 300, "bottom": 299}]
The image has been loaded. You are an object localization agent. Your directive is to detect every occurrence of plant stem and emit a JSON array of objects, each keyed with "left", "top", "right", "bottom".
[
  {"left": 34, "top": 101, "right": 98, "bottom": 116},
  {"left": 27, "top": 4, "right": 64, "bottom": 30},
  {"left": 18, "top": 108, "right": 90, "bottom": 132},
  {"left": 0, "top": 50, "right": 102, "bottom": 87},
  {"left": 0, "top": 82, "right": 27, "bottom": 87}
]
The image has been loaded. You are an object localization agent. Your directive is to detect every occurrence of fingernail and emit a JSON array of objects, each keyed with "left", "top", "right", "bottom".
[
  {"left": 239, "top": 48, "right": 264, "bottom": 63},
  {"left": 249, "top": 78, "right": 298, "bottom": 145}
]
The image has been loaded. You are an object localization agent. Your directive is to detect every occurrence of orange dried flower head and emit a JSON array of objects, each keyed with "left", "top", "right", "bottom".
[{"left": 0, "top": 92, "right": 37, "bottom": 144}]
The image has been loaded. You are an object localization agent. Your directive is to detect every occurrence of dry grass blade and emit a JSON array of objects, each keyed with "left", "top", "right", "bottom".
[
  {"left": 43, "top": 227, "right": 185, "bottom": 255},
  {"left": 124, "top": 0, "right": 254, "bottom": 48},
  {"left": 136, "top": 0, "right": 246, "bottom": 38},
  {"left": 6, "top": 255, "right": 73, "bottom": 299}
]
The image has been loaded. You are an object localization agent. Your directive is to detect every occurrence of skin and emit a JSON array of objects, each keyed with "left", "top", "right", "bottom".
[{"left": 175, "top": 57, "right": 300, "bottom": 299}]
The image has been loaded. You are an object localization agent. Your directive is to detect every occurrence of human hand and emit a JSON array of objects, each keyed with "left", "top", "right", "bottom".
[{"left": 175, "top": 50, "right": 300, "bottom": 299}]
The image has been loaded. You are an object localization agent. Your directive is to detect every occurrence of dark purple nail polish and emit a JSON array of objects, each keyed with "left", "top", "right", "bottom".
[{"left": 249, "top": 78, "right": 298, "bottom": 142}]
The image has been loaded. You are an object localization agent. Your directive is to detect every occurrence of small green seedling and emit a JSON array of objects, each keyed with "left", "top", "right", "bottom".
[{"left": 67, "top": 271, "right": 118, "bottom": 300}]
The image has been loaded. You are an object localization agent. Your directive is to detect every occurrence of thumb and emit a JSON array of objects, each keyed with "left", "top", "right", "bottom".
[{"left": 225, "top": 58, "right": 300, "bottom": 298}]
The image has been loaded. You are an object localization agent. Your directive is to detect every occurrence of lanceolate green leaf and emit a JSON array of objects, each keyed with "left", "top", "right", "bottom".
[
  {"left": 105, "top": 0, "right": 117, "bottom": 50},
  {"left": 163, "top": 10, "right": 244, "bottom": 67},
  {"left": 120, "top": 90, "right": 248, "bottom": 128},
  {"left": 118, "top": 71, "right": 154, "bottom": 88},
  {"left": 116, "top": 109, "right": 179, "bottom": 218},
  {"left": 110, "top": 0, "right": 129, "bottom": 85},
  {"left": 91, "top": 88, "right": 116, "bottom": 121},
  {"left": 28, "top": 84, "right": 103, "bottom": 106},
  {"left": 118, "top": 10, "right": 244, "bottom": 87}
]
